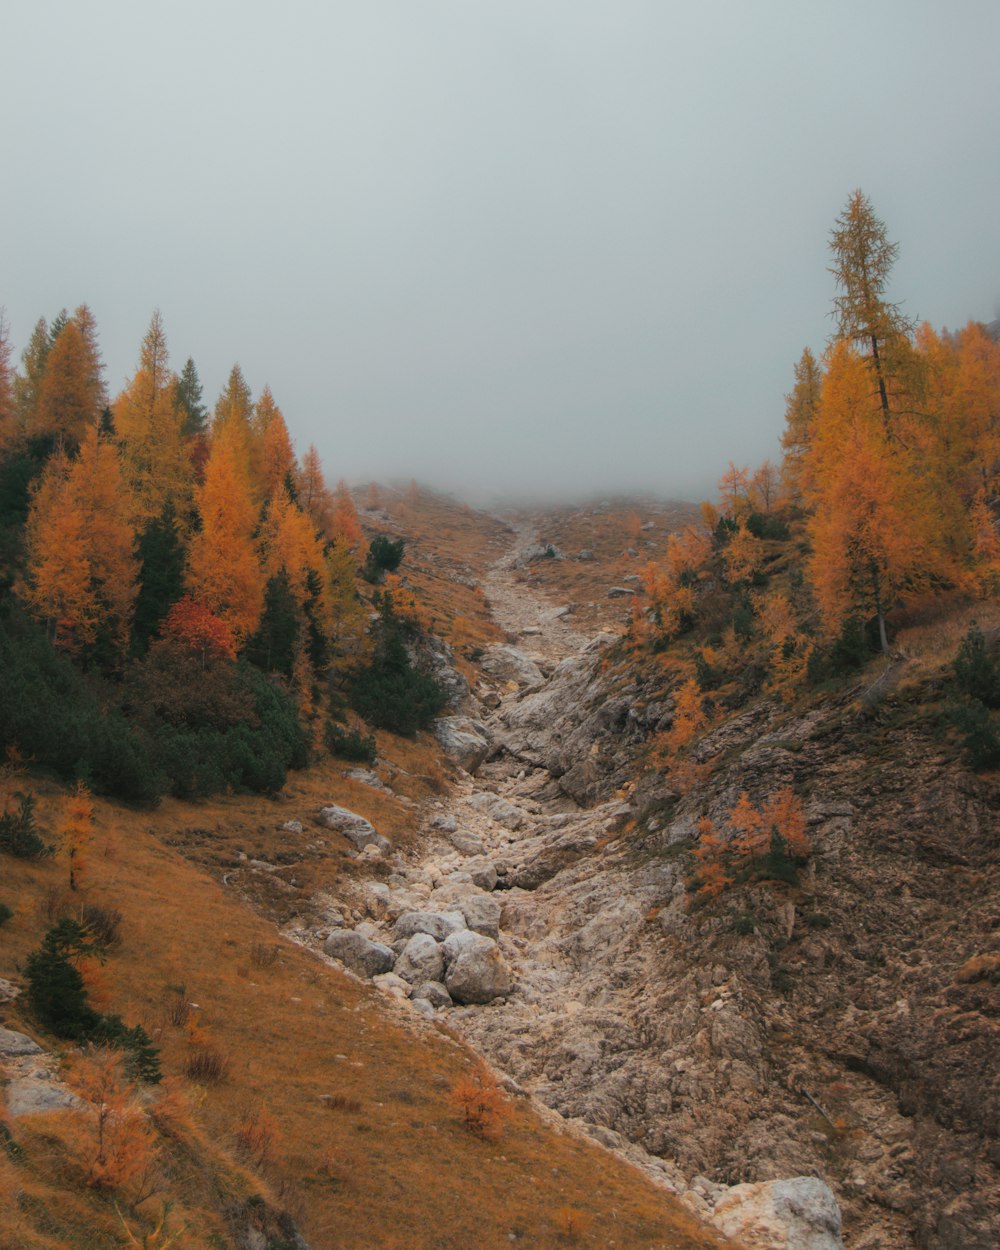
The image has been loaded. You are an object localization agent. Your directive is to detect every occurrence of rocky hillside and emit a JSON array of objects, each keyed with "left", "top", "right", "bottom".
[{"left": 307, "top": 492, "right": 997, "bottom": 1250}]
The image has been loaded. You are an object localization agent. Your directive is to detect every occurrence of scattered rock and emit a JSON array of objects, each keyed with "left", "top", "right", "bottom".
[
  {"left": 448, "top": 830, "right": 487, "bottom": 856},
  {"left": 468, "top": 793, "right": 525, "bottom": 830},
  {"left": 433, "top": 717, "right": 491, "bottom": 774},
  {"left": 459, "top": 894, "right": 502, "bottom": 940},
  {"left": 443, "top": 930, "right": 513, "bottom": 1004},
  {"left": 411, "top": 980, "right": 453, "bottom": 1009},
  {"left": 394, "top": 933, "right": 445, "bottom": 985},
  {"left": 710, "top": 1177, "right": 844, "bottom": 1250},
  {"left": 431, "top": 813, "right": 458, "bottom": 833},
  {"left": 0, "top": 1027, "right": 42, "bottom": 1057},
  {"left": 281, "top": 820, "right": 304, "bottom": 834},
  {"left": 0, "top": 978, "right": 20, "bottom": 1003},
  {"left": 371, "top": 972, "right": 411, "bottom": 999},
  {"left": 480, "top": 645, "right": 544, "bottom": 689},
  {"left": 394, "top": 911, "right": 467, "bottom": 942},
  {"left": 318, "top": 805, "right": 391, "bottom": 855},
  {"left": 607, "top": 586, "right": 636, "bottom": 599},
  {"left": 577, "top": 549, "right": 595, "bottom": 561},
  {"left": 323, "top": 929, "right": 395, "bottom": 978},
  {"left": 5, "top": 1072, "right": 84, "bottom": 1118}
]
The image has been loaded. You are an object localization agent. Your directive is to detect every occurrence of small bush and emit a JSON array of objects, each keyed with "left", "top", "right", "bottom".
[
  {"left": 807, "top": 617, "right": 874, "bottom": 685},
  {"left": 81, "top": 903, "right": 123, "bottom": 948},
  {"left": 731, "top": 910, "right": 756, "bottom": 935},
  {"left": 953, "top": 626, "right": 1000, "bottom": 708},
  {"left": 553, "top": 1207, "right": 593, "bottom": 1241},
  {"left": 325, "top": 722, "right": 377, "bottom": 765},
  {"left": 949, "top": 698, "right": 1000, "bottom": 770},
  {"left": 0, "top": 901, "right": 13, "bottom": 926},
  {"left": 234, "top": 1102, "right": 281, "bottom": 1170},
  {"left": 449, "top": 1066, "right": 512, "bottom": 1138},
  {"left": 249, "top": 941, "right": 279, "bottom": 970},
  {"left": 0, "top": 793, "right": 51, "bottom": 859},
  {"left": 349, "top": 596, "right": 447, "bottom": 736},
  {"left": 806, "top": 912, "right": 833, "bottom": 929},
  {"left": 184, "top": 1048, "right": 229, "bottom": 1084},
  {"left": 363, "top": 534, "right": 405, "bottom": 582}
]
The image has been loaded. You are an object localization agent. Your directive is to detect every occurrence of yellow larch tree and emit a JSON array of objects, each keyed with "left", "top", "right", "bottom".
[
  {"left": 780, "top": 346, "right": 823, "bottom": 500},
  {"left": 33, "top": 312, "right": 105, "bottom": 447},
  {"left": 331, "top": 479, "right": 364, "bottom": 551},
  {"left": 254, "top": 386, "right": 296, "bottom": 501},
  {"left": 24, "top": 430, "right": 139, "bottom": 653},
  {"left": 186, "top": 420, "right": 265, "bottom": 643},
  {"left": 298, "top": 444, "right": 334, "bottom": 536},
  {"left": 113, "top": 311, "right": 191, "bottom": 524},
  {"left": 803, "top": 341, "right": 946, "bottom": 651}
]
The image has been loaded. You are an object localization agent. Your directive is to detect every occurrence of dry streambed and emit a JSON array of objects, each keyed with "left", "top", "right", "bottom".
[{"left": 277, "top": 529, "right": 847, "bottom": 1250}]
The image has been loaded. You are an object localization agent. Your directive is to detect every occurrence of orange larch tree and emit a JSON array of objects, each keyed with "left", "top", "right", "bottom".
[
  {"left": 113, "top": 311, "right": 191, "bottom": 524},
  {"left": 254, "top": 386, "right": 296, "bottom": 501},
  {"left": 803, "top": 341, "right": 946, "bottom": 651},
  {"left": 185, "top": 421, "right": 265, "bottom": 644},
  {"left": 331, "top": 479, "right": 363, "bottom": 551},
  {"left": 33, "top": 314, "right": 105, "bottom": 447},
  {"left": 24, "top": 430, "right": 139, "bottom": 653}
]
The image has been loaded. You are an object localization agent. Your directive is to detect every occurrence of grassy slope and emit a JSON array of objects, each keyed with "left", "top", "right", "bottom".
[{"left": 1, "top": 748, "right": 732, "bottom": 1250}]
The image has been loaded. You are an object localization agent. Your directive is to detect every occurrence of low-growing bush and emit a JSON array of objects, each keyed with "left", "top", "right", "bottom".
[
  {"left": 81, "top": 903, "right": 123, "bottom": 947},
  {"left": 953, "top": 626, "right": 1000, "bottom": 708},
  {"left": 449, "top": 1066, "right": 512, "bottom": 1138},
  {"left": 363, "top": 534, "right": 405, "bottom": 582},
  {"left": 0, "top": 793, "right": 51, "bottom": 859},
  {"left": 184, "top": 1048, "right": 230, "bottom": 1084},
  {"left": 325, "top": 722, "right": 377, "bottom": 765},
  {"left": 0, "top": 901, "right": 13, "bottom": 926},
  {"left": 349, "top": 596, "right": 447, "bottom": 737}
]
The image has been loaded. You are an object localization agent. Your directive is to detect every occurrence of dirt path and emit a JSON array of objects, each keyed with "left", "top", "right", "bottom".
[{"left": 480, "top": 517, "right": 590, "bottom": 662}]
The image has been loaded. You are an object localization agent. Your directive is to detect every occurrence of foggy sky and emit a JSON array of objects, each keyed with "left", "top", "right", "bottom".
[{"left": 4, "top": 2, "right": 999, "bottom": 503}]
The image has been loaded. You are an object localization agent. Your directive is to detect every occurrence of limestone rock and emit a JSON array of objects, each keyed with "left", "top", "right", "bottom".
[
  {"left": 468, "top": 792, "right": 525, "bottom": 829},
  {"left": 443, "top": 930, "right": 513, "bottom": 1004},
  {"left": 411, "top": 980, "right": 453, "bottom": 1009},
  {"left": 433, "top": 717, "right": 491, "bottom": 774},
  {"left": 448, "top": 830, "right": 487, "bottom": 856},
  {"left": 710, "top": 1177, "right": 844, "bottom": 1250},
  {"left": 393, "top": 910, "right": 467, "bottom": 942},
  {"left": 323, "top": 929, "right": 395, "bottom": 978},
  {"left": 480, "top": 645, "right": 544, "bottom": 689},
  {"left": 394, "top": 933, "right": 445, "bottom": 985},
  {"left": 6, "top": 1073, "right": 84, "bottom": 1118},
  {"left": 0, "top": 1027, "right": 42, "bottom": 1057},
  {"left": 459, "top": 894, "right": 502, "bottom": 940},
  {"left": 318, "top": 805, "right": 390, "bottom": 854}
]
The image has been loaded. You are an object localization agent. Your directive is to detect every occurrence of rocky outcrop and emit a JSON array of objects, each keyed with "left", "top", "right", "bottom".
[
  {"left": 442, "top": 930, "right": 512, "bottom": 1004},
  {"left": 479, "top": 645, "right": 544, "bottom": 689},
  {"left": 323, "top": 929, "right": 395, "bottom": 978},
  {"left": 318, "top": 805, "right": 391, "bottom": 854},
  {"left": 710, "top": 1177, "right": 844, "bottom": 1249},
  {"left": 433, "top": 717, "right": 491, "bottom": 774}
]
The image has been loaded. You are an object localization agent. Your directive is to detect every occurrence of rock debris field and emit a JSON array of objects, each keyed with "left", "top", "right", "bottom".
[{"left": 284, "top": 525, "right": 846, "bottom": 1250}]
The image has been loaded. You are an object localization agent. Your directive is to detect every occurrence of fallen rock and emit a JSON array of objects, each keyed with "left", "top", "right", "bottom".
[
  {"left": 5, "top": 1072, "right": 84, "bottom": 1118},
  {"left": 443, "top": 930, "right": 513, "bottom": 1004},
  {"left": 480, "top": 645, "right": 544, "bottom": 689},
  {"left": 710, "top": 1177, "right": 844, "bottom": 1250},
  {"left": 448, "top": 830, "right": 487, "bottom": 857},
  {"left": 0, "top": 978, "right": 20, "bottom": 1003},
  {"left": 394, "top": 933, "right": 445, "bottom": 985},
  {"left": 281, "top": 820, "right": 304, "bottom": 834},
  {"left": 0, "top": 1027, "right": 42, "bottom": 1057},
  {"left": 468, "top": 792, "right": 525, "bottom": 830},
  {"left": 607, "top": 586, "right": 636, "bottom": 599},
  {"left": 318, "top": 805, "right": 390, "bottom": 854},
  {"left": 433, "top": 717, "right": 491, "bottom": 774},
  {"left": 371, "top": 972, "right": 411, "bottom": 999},
  {"left": 323, "top": 929, "right": 395, "bottom": 978},
  {"left": 466, "top": 859, "right": 499, "bottom": 892},
  {"left": 459, "top": 894, "right": 502, "bottom": 940},
  {"left": 394, "top": 910, "right": 467, "bottom": 942},
  {"left": 411, "top": 980, "right": 453, "bottom": 1009}
]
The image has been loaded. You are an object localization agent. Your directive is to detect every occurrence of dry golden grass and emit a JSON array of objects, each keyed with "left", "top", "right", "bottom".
[{"left": 1, "top": 774, "right": 734, "bottom": 1250}]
